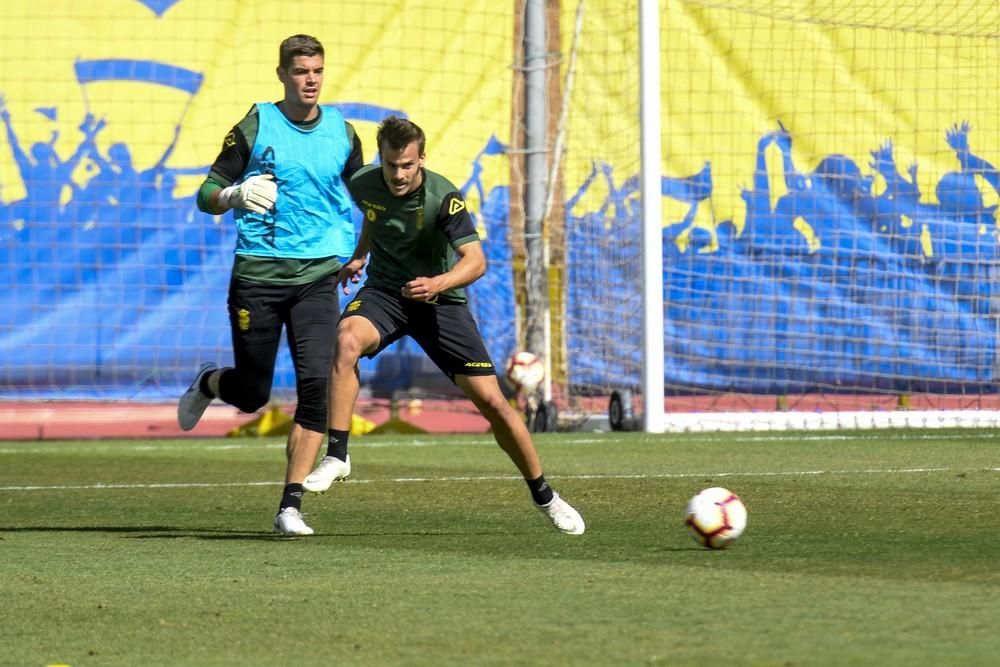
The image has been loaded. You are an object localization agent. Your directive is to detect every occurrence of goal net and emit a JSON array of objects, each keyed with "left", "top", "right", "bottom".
[
  {"left": 552, "top": 0, "right": 1000, "bottom": 430},
  {"left": 0, "top": 2, "right": 516, "bottom": 405},
  {"left": 1, "top": 1, "right": 998, "bottom": 434}
]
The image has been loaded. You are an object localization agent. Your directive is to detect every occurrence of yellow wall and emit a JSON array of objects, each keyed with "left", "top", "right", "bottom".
[
  {"left": 560, "top": 0, "right": 1000, "bottom": 245},
  {"left": 0, "top": 1, "right": 513, "bottom": 201}
]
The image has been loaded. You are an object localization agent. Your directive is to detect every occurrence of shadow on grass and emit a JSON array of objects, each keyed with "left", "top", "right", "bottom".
[
  {"left": 0, "top": 525, "right": 481, "bottom": 541},
  {"left": 0, "top": 525, "right": 280, "bottom": 540}
]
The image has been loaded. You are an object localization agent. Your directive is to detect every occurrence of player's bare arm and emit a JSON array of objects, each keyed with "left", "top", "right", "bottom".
[
  {"left": 402, "top": 240, "right": 486, "bottom": 302},
  {"left": 338, "top": 257, "right": 367, "bottom": 294},
  {"left": 338, "top": 221, "right": 372, "bottom": 294}
]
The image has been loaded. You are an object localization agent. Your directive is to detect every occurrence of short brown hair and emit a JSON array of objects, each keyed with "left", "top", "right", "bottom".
[
  {"left": 377, "top": 116, "right": 426, "bottom": 156},
  {"left": 279, "top": 34, "right": 324, "bottom": 70}
]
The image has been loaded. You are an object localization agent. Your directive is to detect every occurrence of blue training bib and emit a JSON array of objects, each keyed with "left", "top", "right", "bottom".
[{"left": 234, "top": 102, "right": 354, "bottom": 259}]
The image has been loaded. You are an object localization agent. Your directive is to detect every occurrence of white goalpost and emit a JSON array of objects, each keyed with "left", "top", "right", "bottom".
[
  {"left": 639, "top": 0, "right": 666, "bottom": 432},
  {"left": 544, "top": 0, "right": 1000, "bottom": 432}
]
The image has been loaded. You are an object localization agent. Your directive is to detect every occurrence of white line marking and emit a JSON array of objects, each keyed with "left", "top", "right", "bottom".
[
  {"left": 1, "top": 429, "right": 998, "bottom": 455},
  {"left": 2, "top": 481, "right": 281, "bottom": 491},
  {"left": 2, "top": 467, "right": 996, "bottom": 492}
]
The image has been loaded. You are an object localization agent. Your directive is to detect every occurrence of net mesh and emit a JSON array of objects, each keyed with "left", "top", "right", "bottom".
[
  {"left": 0, "top": 2, "right": 515, "bottom": 402},
  {"left": 1, "top": 1, "right": 999, "bottom": 431},
  {"left": 553, "top": 0, "right": 1000, "bottom": 428}
]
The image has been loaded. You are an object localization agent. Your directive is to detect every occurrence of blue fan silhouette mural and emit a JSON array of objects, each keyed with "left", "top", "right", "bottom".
[
  {"left": 1, "top": 48, "right": 996, "bottom": 401},
  {"left": 564, "top": 121, "right": 998, "bottom": 395}
]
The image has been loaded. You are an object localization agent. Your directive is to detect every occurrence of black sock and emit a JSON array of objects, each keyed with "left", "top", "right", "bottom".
[
  {"left": 280, "top": 483, "right": 304, "bottom": 511},
  {"left": 198, "top": 370, "right": 216, "bottom": 398},
  {"left": 526, "top": 474, "right": 554, "bottom": 506},
  {"left": 327, "top": 429, "right": 349, "bottom": 460}
]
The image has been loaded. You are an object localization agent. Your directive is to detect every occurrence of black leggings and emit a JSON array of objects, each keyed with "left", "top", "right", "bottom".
[{"left": 218, "top": 275, "right": 338, "bottom": 432}]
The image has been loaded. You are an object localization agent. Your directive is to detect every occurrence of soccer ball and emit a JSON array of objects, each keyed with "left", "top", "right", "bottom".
[
  {"left": 685, "top": 487, "right": 747, "bottom": 549},
  {"left": 505, "top": 351, "right": 545, "bottom": 394}
]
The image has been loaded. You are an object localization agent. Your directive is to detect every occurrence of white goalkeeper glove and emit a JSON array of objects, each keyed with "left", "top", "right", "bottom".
[{"left": 219, "top": 173, "right": 278, "bottom": 213}]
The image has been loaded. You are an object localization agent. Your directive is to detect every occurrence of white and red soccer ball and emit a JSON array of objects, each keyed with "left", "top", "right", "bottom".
[
  {"left": 505, "top": 351, "right": 545, "bottom": 394},
  {"left": 685, "top": 487, "right": 748, "bottom": 549}
]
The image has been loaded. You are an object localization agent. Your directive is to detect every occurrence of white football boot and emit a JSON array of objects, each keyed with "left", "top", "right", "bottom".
[
  {"left": 177, "top": 362, "right": 218, "bottom": 431},
  {"left": 303, "top": 455, "right": 351, "bottom": 493},
  {"left": 536, "top": 493, "right": 586, "bottom": 535},
  {"left": 273, "top": 507, "right": 314, "bottom": 536}
]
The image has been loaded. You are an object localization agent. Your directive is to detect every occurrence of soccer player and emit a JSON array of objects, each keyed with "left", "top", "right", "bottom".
[
  {"left": 303, "top": 116, "right": 585, "bottom": 535},
  {"left": 178, "top": 34, "right": 362, "bottom": 536}
]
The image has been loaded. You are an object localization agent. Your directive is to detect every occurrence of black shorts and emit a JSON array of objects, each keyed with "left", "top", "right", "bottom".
[{"left": 342, "top": 286, "right": 496, "bottom": 380}]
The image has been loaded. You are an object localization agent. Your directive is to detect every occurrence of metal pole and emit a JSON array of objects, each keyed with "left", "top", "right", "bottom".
[
  {"left": 523, "top": 0, "right": 549, "bottom": 363},
  {"left": 639, "top": 0, "right": 665, "bottom": 432}
]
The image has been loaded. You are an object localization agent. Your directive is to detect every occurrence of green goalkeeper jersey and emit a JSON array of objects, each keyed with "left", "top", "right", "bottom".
[{"left": 348, "top": 164, "right": 480, "bottom": 303}]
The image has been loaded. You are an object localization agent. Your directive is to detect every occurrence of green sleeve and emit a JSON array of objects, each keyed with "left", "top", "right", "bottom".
[
  {"left": 196, "top": 177, "right": 225, "bottom": 214},
  {"left": 195, "top": 106, "right": 258, "bottom": 214}
]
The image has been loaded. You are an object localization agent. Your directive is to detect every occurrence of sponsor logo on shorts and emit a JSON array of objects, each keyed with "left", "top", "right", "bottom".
[
  {"left": 237, "top": 308, "right": 250, "bottom": 331},
  {"left": 464, "top": 361, "right": 493, "bottom": 369},
  {"left": 346, "top": 300, "right": 362, "bottom": 312}
]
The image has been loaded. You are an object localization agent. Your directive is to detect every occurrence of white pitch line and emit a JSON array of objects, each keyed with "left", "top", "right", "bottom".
[
  {"left": 1, "top": 481, "right": 281, "bottom": 491},
  {"left": 1, "top": 429, "right": 998, "bottom": 456},
  {"left": 2, "top": 466, "right": 995, "bottom": 492}
]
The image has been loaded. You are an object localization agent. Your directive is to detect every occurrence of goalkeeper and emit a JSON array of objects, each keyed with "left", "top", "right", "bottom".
[{"left": 179, "top": 34, "right": 363, "bottom": 536}]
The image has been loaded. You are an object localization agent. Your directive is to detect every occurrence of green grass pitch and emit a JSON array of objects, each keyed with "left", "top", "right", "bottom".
[{"left": 2, "top": 429, "right": 998, "bottom": 666}]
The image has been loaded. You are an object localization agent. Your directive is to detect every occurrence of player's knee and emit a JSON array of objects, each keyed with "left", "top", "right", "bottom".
[
  {"left": 293, "top": 376, "right": 328, "bottom": 433},
  {"left": 477, "top": 386, "right": 512, "bottom": 421},
  {"left": 333, "top": 329, "right": 367, "bottom": 368}
]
